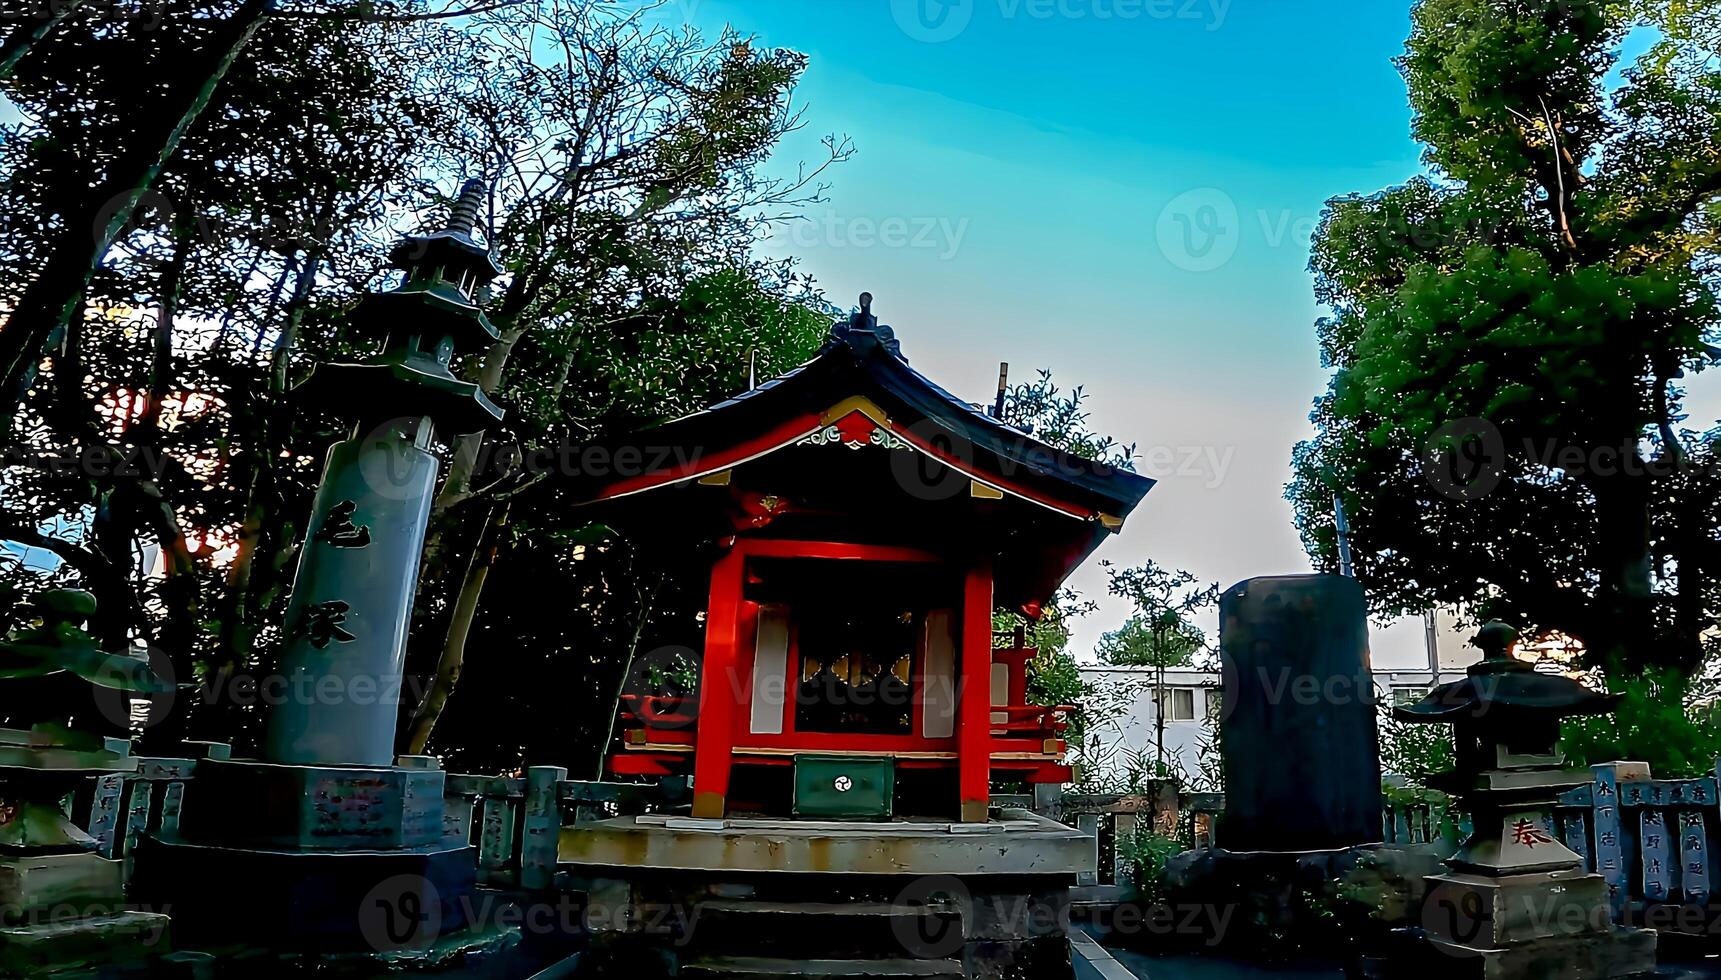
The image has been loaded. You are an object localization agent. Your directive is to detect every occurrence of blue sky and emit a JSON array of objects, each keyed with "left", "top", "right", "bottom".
[
  {"left": 679, "top": 0, "right": 1437, "bottom": 662},
  {"left": 676, "top": 1, "right": 1709, "bottom": 667}
]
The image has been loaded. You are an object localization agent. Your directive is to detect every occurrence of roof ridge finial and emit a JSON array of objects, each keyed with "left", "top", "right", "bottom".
[
  {"left": 822, "top": 289, "right": 904, "bottom": 362},
  {"left": 445, "top": 178, "right": 487, "bottom": 238},
  {"left": 849, "top": 291, "right": 877, "bottom": 333}
]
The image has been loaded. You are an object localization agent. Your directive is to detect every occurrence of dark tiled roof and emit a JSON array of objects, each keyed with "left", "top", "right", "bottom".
[{"left": 566, "top": 309, "right": 1154, "bottom": 522}]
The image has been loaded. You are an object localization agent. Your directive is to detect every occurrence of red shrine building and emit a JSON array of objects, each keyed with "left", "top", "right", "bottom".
[{"left": 569, "top": 296, "right": 1153, "bottom": 822}]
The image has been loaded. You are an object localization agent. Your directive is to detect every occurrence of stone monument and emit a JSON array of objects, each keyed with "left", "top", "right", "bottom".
[
  {"left": 1147, "top": 574, "right": 1391, "bottom": 957},
  {"left": 1219, "top": 574, "right": 1383, "bottom": 850},
  {"left": 1391, "top": 622, "right": 1656, "bottom": 979},
  {"left": 133, "top": 179, "right": 504, "bottom": 951}
]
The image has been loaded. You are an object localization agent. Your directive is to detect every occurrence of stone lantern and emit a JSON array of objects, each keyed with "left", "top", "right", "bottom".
[
  {"left": 1, "top": 590, "right": 172, "bottom": 975},
  {"left": 1391, "top": 622, "right": 1656, "bottom": 979}
]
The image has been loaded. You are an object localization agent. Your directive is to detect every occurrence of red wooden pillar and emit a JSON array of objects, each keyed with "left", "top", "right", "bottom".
[
  {"left": 692, "top": 545, "right": 746, "bottom": 819},
  {"left": 959, "top": 559, "right": 994, "bottom": 823}
]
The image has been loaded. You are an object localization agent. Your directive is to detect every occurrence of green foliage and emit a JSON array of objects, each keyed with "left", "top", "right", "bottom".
[
  {"left": 1115, "top": 827, "right": 1184, "bottom": 905},
  {"left": 1103, "top": 561, "right": 1220, "bottom": 662},
  {"left": 992, "top": 373, "right": 1129, "bottom": 706},
  {"left": 1560, "top": 668, "right": 1721, "bottom": 778},
  {"left": 1017, "top": 590, "right": 1113, "bottom": 752},
  {"left": 989, "top": 369, "right": 1148, "bottom": 780},
  {"left": 1095, "top": 612, "right": 1204, "bottom": 668},
  {"left": 1377, "top": 707, "right": 1457, "bottom": 785},
  {"left": 1289, "top": 0, "right": 1721, "bottom": 676},
  {"left": 997, "top": 369, "right": 1135, "bottom": 469}
]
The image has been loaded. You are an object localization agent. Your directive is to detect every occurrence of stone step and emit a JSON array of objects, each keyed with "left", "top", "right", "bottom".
[
  {"left": 699, "top": 898, "right": 962, "bottom": 918},
  {"left": 0, "top": 911, "right": 172, "bottom": 977},
  {"left": 682, "top": 955, "right": 965, "bottom": 980},
  {"left": 686, "top": 897, "right": 963, "bottom": 959}
]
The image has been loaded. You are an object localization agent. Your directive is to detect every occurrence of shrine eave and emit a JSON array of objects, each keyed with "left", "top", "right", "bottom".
[{"left": 558, "top": 338, "right": 1155, "bottom": 528}]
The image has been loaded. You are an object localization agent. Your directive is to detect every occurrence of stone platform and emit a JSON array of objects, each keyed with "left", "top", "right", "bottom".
[
  {"left": 174, "top": 757, "right": 446, "bottom": 851},
  {"left": 132, "top": 832, "right": 476, "bottom": 952},
  {"left": 560, "top": 808, "right": 1092, "bottom": 877},
  {"left": 561, "top": 810, "right": 1093, "bottom": 980},
  {"left": 131, "top": 755, "right": 477, "bottom": 953}
]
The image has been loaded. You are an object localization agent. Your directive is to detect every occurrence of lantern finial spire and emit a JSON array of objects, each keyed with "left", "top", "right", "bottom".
[{"left": 446, "top": 178, "right": 486, "bottom": 239}]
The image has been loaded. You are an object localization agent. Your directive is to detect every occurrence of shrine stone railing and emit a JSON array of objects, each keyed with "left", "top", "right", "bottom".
[
  {"left": 75, "top": 749, "right": 680, "bottom": 894},
  {"left": 1077, "top": 762, "right": 1718, "bottom": 932},
  {"left": 77, "top": 752, "right": 1715, "bottom": 927},
  {"left": 1553, "top": 761, "right": 1717, "bottom": 928}
]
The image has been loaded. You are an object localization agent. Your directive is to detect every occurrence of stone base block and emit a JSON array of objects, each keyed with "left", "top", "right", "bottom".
[
  {"left": 1423, "top": 870, "right": 1610, "bottom": 947},
  {"left": 0, "top": 851, "right": 125, "bottom": 924},
  {"left": 1410, "top": 926, "right": 1657, "bottom": 980},
  {"left": 130, "top": 832, "right": 476, "bottom": 953},
  {"left": 175, "top": 757, "right": 445, "bottom": 850},
  {"left": 0, "top": 910, "right": 171, "bottom": 977},
  {"left": 1441, "top": 928, "right": 1657, "bottom": 980}
]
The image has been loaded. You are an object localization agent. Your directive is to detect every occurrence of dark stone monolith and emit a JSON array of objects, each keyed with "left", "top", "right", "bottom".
[{"left": 1218, "top": 574, "right": 1383, "bottom": 851}]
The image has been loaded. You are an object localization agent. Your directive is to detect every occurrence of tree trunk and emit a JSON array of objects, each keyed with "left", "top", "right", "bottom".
[
  {"left": 405, "top": 319, "right": 528, "bottom": 724},
  {"left": 0, "top": 0, "right": 275, "bottom": 427},
  {"left": 1590, "top": 468, "right": 1665, "bottom": 673},
  {"left": 596, "top": 571, "right": 663, "bottom": 779},
  {"left": 415, "top": 320, "right": 527, "bottom": 605},
  {"left": 138, "top": 227, "right": 191, "bottom": 433},
  {"left": 269, "top": 246, "right": 322, "bottom": 394},
  {"left": 135, "top": 481, "right": 200, "bottom": 753},
  {"left": 404, "top": 503, "right": 508, "bottom": 754},
  {"left": 0, "top": 1, "right": 83, "bottom": 79}
]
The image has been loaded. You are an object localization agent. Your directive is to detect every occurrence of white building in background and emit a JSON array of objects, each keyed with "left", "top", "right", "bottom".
[{"left": 1077, "top": 611, "right": 1488, "bottom": 786}]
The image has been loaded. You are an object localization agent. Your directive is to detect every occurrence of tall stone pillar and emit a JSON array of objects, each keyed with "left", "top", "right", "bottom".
[
  {"left": 1217, "top": 574, "right": 1383, "bottom": 851},
  {"left": 263, "top": 426, "right": 439, "bottom": 767},
  {"left": 134, "top": 179, "right": 506, "bottom": 951}
]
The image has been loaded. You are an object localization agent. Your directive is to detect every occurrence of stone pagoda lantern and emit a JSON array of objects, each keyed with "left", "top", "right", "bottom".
[
  {"left": 1, "top": 590, "right": 173, "bottom": 975},
  {"left": 1391, "top": 621, "right": 1656, "bottom": 979},
  {"left": 134, "top": 179, "right": 504, "bottom": 952}
]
